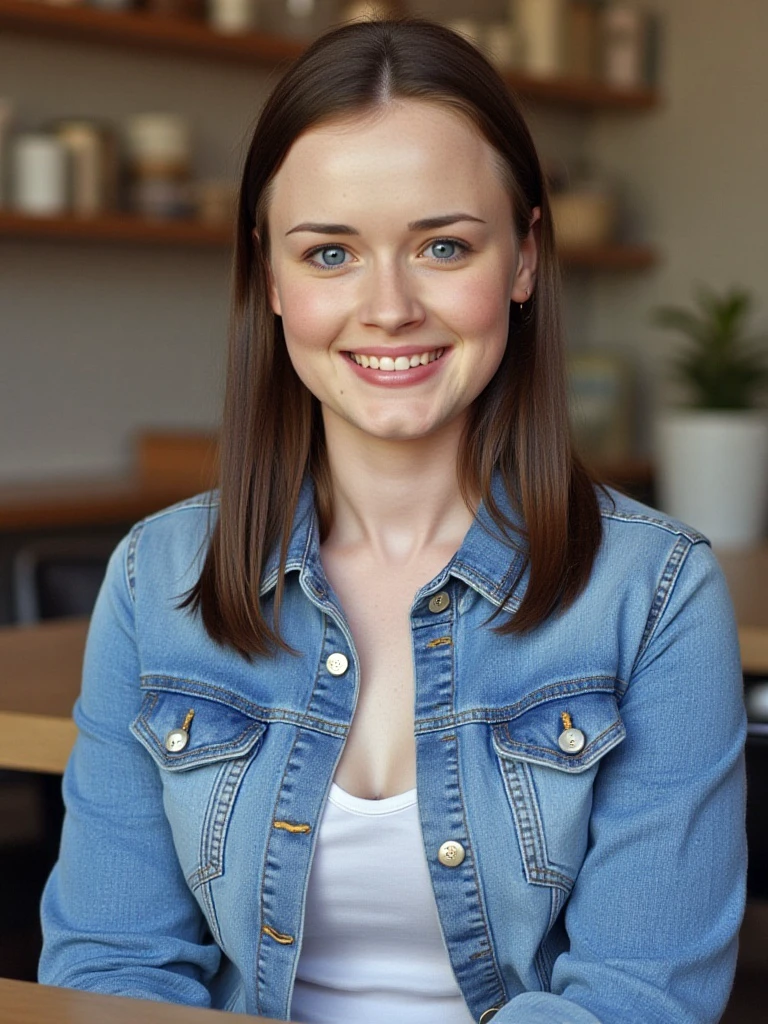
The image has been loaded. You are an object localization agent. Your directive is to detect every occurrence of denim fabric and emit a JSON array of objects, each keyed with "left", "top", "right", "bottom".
[{"left": 39, "top": 476, "right": 747, "bottom": 1024}]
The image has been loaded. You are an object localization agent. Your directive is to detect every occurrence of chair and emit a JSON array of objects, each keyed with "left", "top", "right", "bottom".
[{"left": 12, "top": 538, "right": 114, "bottom": 624}]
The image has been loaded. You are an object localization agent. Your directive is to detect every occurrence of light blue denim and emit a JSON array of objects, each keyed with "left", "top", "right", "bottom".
[{"left": 39, "top": 476, "right": 747, "bottom": 1023}]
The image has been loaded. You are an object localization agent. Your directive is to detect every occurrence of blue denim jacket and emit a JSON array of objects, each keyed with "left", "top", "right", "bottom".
[{"left": 39, "top": 477, "right": 747, "bottom": 1024}]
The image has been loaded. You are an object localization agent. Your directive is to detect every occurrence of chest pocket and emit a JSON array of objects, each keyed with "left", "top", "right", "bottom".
[
  {"left": 131, "top": 684, "right": 267, "bottom": 894},
  {"left": 492, "top": 685, "right": 625, "bottom": 897}
]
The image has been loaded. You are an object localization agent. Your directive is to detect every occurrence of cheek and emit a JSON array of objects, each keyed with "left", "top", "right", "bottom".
[
  {"left": 275, "top": 273, "right": 348, "bottom": 349},
  {"left": 437, "top": 270, "right": 511, "bottom": 342}
]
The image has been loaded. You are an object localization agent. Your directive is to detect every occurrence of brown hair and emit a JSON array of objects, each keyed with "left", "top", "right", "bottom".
[{"left": 182, "top": 17, "right": 602, "bottom": 658}]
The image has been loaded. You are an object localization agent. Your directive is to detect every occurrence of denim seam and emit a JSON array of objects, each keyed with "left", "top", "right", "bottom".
[
  {"left": 138, "top": 677, "right": 350, "bottom": 737},
  {"left": 126, "top": 521, "right": 145, "bottom": 602},
  {"left": 497, "top": 757, "right": 573, "bottom": 892},
  {"left": 133, "top": 695, "right": 266, "bottom": 767},
  {"left": 601, "top": 509, "right": 707, "bottom": 544},
  {"left": 190, "top": 754, "right": 252, "bottom": 888},
  {"left": 255, "top": 727, "right": 304, "bottom": 1018},
  {"left": 133, "top": 493, "right": 219, "bottom": 529},
  {"left": 635, "top": 535, "right": 693, "bottom": 664},
  {"left": 453, "top": 732, "right": 509, "bottom": 1006},
  {"left": 198, "top": 878, "right": 224, "bottom": 950},
  {"left": 415, "top": 678, "right": 618, "bottom": 731},
  {"left": 493, "top": 719, "right": 624, "bottom": 770},
  {"left": 450, "top": 564, "right": 522, "bottom": 613}
]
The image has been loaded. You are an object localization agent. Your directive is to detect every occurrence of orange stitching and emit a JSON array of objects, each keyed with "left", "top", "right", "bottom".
[
  {"left": 262, "top": 925, "right": 294, "bottom": 945},
  {"left": 426, "top": 637, "right": 452, "bottom": 648},
  {"left": 273, "top": 820, "right": 311, "bottom": 834}
]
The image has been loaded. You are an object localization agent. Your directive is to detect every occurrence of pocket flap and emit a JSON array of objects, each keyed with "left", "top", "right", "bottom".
[
  {"left": 492, "top": 687, "right": 625, "bottom": 773},
  {"left": 131, "top": 685, "right": 267, "bottom": 772}
]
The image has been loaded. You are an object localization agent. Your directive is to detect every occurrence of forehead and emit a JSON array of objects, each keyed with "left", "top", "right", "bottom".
[{"left": 267, "top": 100, "right": 510, "bottom": 223}]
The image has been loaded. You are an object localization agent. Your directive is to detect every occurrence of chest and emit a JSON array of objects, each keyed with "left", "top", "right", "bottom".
[{"left": 319, "top": 552, "right": 451, "bottom": 798}]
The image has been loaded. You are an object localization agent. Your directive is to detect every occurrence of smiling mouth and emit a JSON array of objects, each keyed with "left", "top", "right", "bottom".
[{"left": 346, "top": 348, "right": 446, "bottom": 371}]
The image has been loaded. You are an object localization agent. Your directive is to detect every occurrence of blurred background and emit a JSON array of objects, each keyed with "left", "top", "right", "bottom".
[{"left": 0, "top": 0, "right": 766, "bottom": 1017}]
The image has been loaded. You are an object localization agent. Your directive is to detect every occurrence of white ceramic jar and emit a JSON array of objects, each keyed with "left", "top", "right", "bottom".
[{"left": 12, "top": 133, "right": 69, "bottom": 215}]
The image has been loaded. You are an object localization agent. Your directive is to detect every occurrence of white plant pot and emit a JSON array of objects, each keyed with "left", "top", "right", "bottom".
[{"left": 655, "top": 410, "right": 768, "bottom": 548}]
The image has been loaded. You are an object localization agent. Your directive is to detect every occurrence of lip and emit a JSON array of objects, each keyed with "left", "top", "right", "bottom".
[{"left": 342, "top": 346, "right": 450, "bottom": 387}]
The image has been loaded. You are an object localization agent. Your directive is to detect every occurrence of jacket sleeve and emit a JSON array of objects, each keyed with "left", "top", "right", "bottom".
[
  {"left": 39, "top": 532, "right": 222, "bottom": 1005},
  {"left": 495, "top": 539, "right": 747, "bottom": 1024}
]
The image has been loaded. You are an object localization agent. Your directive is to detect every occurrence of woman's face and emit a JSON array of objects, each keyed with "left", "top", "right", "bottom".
[{"left": 264, "top": 99, "right": 539, "bottom": 444}]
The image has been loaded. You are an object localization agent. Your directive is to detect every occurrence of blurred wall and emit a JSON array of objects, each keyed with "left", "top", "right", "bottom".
[
  {"left": 587, "top": 0, "right": 768, "bottom": 449},
  {"left": 0, "top": 41, "right": 267, "bottom": 481},
  {"left": 1, "top": 0, "right": 765, "bottom": 481}
]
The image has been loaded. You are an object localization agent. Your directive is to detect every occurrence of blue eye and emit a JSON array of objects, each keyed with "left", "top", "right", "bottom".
[
  {"left": 308, "top": 245, "right": 348, "bottom": 268},
  {"left": 430, "top": 240, "right": 457, "bottom": 259},
  {"left": 424, "top": 238, "right": 470, "bottom": 263}
]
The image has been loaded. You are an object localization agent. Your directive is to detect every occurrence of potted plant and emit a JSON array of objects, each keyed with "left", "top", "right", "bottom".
[{"left": 652, "top": 284, "right": 768, "bottom": 547}]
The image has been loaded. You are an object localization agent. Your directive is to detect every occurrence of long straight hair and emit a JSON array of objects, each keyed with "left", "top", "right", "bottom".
[{"left": 182, "top": 17, "right": 602, "bottom": 658}]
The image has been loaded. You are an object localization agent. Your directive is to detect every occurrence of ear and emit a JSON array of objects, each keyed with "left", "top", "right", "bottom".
[
  {"left": 511, "top": 206, "right": 541, "bottom": 305},
  {"left": 253, "top": 228, "right": 282, "bottom": 316}
]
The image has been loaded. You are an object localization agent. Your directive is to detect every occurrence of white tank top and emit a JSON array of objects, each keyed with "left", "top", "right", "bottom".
[{"left": 290, "top": 783, "right": 475, "bottom": 1024}]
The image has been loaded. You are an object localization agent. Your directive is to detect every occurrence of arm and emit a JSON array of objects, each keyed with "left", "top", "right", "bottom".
[
  {"left": 39, "top": 533, "right": 221, "bottom": 1005},
  {"left": 496, "top": 540, "right": 747, "bottom": 1024}
]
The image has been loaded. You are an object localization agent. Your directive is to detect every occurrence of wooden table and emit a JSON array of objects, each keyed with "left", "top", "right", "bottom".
[
  {"left": 0, "top": 618, "right": 85, "bottom": 773},
  {"left": 0, "top": 548, "right": 766, "bottom": 775},
  {"left": 715, "top": 547, "right": 768, "bottom": 678},
  {"left": 0, "top": 977, "right": 278, "bottom": 1024}
]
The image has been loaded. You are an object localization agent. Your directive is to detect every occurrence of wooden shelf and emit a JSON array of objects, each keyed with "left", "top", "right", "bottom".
[
  {"left": 505, "top": 71, "right": 658, "bottom": 112},
  {"left": 0, "top": 0, "right": 304, "bottom": 66},
  {"left": 0, "top": 213, "right": 658, "bottom": 270},
  {"left": 0, "top": 209, "right": 232, "bottom": 246},
  {"left": 560, "top": 244, "right": 659, "bottom": 270},
  {"left": 0, "top": 0, "right": 659, "bottom": 110}
]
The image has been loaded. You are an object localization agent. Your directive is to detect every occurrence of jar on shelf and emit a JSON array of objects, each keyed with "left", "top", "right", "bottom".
[
  {"left": 262, "top": 0, "right": 340, "bottom": 40},
  {"left": 599, "top": 3, "right": 652, "bottom": 89},
  {"left": 12, "top": 133, "right": 69, "bottom": 216},
  {"left": 0, "top": 100, "right": 13, "bottom": 209},
  {"left": 515, "top": 0, "right": 567, "bottom": 78},
  {"left": 51, "top": 119, "right": 120, "bottom": 217},
  {"left": 124, "top": 113, "right": 193, "bottom": 219},
  {"left": 208, "top": 0, "right": 259, "bottom": 34}
]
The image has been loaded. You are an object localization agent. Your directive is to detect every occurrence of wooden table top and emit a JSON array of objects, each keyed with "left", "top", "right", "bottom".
[
  {"left": 0, "top": 977, "right": 278, "bottom": 1024},
  {"left": 714, "top": 546, "right": 768, "bottom": 676},
  {"left": 0, "top": 547, "right": 765, "bottom": 775}
]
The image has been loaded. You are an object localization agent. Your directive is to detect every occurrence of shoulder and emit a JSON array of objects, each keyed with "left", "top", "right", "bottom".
[
  {"left": 588, "top": 487, "right": 734, "bottom": 659},
  {"left": 597, "top": 486, "right": 706, "bottom": 545},
  {"left": 112, "top": 491, "right": 220, "bottom": 603},
  {"left": 593, "top": 485, "right": 715, "bottom": 584}
]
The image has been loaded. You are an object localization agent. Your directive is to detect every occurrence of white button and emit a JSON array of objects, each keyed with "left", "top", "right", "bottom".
[
  {"left": 558, "top": 727, "right": 586, "bottom": 754},
  {"left": 326, "top": 652, "right": 349, "bottom": 676},
  {"left": 428, "top": 591, "right": 450, "bottom": 613},
  {"left": 165, "top": 728, "right": 189, "bottom": 753},
  {"left": 438, "top": 840, "right": 465, "bottom": 867}
]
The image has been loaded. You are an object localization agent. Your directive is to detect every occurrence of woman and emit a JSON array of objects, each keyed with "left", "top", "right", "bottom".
[{"left": 40, "top": 18, "right": 746, "bottom": 1024}]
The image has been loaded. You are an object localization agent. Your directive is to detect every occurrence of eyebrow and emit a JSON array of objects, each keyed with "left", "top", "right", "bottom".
[{"left": 285, "top": 213, "right": 486, "bottom": 236}]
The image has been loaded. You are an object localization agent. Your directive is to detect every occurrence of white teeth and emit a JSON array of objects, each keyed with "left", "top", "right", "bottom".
[{"left": 350, "top": 349, "right": 445, "bottom": 370}]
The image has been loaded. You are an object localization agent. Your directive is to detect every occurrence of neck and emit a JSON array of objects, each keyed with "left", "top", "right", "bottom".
[{"left": 321, "top": 413, "right": 475, "bottom": 564}]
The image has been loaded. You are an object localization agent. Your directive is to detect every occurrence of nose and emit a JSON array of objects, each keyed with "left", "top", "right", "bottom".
[{"left": 358, "top": 261, "right": 426, "bottom": 334}]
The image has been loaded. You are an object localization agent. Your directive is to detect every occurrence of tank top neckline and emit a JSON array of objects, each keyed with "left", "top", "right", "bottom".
[{"left": 329, "top": 781, "right": 418, "bottom": 816}]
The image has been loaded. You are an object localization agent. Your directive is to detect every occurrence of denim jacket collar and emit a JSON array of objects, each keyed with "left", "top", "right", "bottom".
[{"left": 259, "top": 472, "right": 529, "bottom": 614}]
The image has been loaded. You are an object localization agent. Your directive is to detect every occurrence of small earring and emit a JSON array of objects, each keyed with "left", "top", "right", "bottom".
[{"left": 519, "top": 286, "right": 530, "bottom": 311}]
